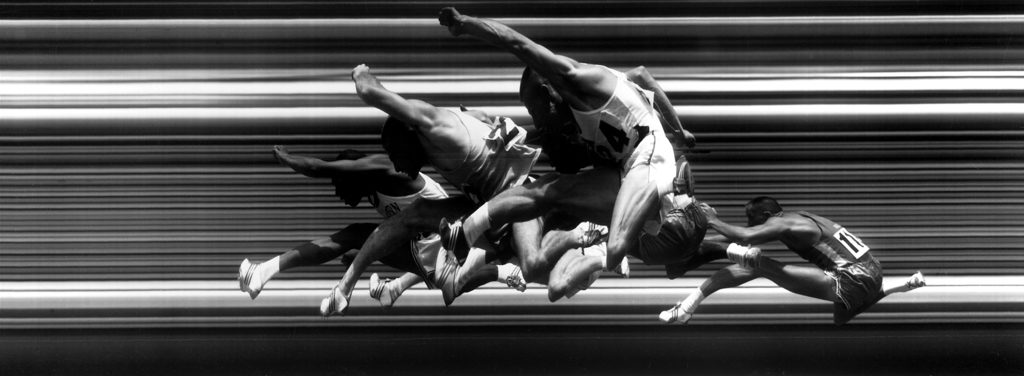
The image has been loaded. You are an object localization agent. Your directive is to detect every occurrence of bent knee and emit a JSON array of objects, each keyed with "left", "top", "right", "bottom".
[
  {"left": 521, "top": 257, "right": 550, "bottom": 284},
  {"left": 547, "top": 279, "right": 569, "bottom": 302}
]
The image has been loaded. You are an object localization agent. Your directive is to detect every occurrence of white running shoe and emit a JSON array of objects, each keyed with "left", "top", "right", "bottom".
[
  {"left": 575, "top": 222, "right": 608, "bottom": 248},
  {"left": 237, "top": 258, "right": 262, "bottom": 300},
  {"left": 658, "top": 302, "right": 693, "bottom": 324},
  {"left": 319, "top": 285, "right": 350, "bottom": 317},
  {"left": 434, "top": 247, "right": 460, "bottom": 306},
  {"left": 906, "top": 271, "right": 927, "bottom": 290},
  {"left": 369, "top": 273, "right": 402, "bottom": 308},
  {"left": 504, "top": 265, "right": 528, "bottom": 292}
]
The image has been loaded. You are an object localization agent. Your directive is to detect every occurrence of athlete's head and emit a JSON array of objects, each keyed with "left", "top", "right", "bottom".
[
  {"left": 519, "top": 68, "right": 571, "bottom": 132},
  {"left": 381, "top": 116, "right": 427, "bottom": 178},
  {"left": 519, "top": 68, "right": 590, "bottom": 173},
  {"left": 330, "top": 149, "right": 374, "bottom": 207},
  {"left": 745, "top": 196, "right": 783, "bottom": 226}
]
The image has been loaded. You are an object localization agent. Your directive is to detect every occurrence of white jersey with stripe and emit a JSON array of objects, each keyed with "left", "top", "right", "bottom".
[
  {"left": 570, "top": 65, "right": 665, "bottom": 168},
  {"left": 436, "top": 110, "right": 541, "bottom": 203},
  {"left": 368, "top": 173, "right": 448, "bottom": 218}
]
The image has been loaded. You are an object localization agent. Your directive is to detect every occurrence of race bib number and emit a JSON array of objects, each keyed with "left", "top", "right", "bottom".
[{"left": 833, "top": 227, "right": 870, "bottom": 259}]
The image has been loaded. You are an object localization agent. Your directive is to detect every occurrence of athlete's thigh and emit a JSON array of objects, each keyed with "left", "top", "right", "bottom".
[
  {"left": 511, "top": 217, "right": 544, "bottom": 261},
  {"left": 609, "top": 165, "right": 660, "bottom": 241},
  {"left": 548, "top": 166, "right": 621, "bottom": 224},
  {"left": 756, "top": 257, "right": 838, "bottom": 302},
  {"left": 327, "top": 223, "right": 379, "bottom": 249},
  {"left": 402, "top": 196, "right": 477, "bottom": 230}
]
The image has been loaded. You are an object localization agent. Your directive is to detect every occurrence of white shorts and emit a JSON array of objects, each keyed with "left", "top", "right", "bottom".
[
  {"left": 621, "top": 131, "right": 677, "bottom": 235},
  {"left": 622, "top": 130, "right": 676, "bottom": 196},
  {"left": 410, "top": 234, "right": 442, "bottom": 289}
]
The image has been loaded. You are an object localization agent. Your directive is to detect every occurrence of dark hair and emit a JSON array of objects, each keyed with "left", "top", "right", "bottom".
[
  {"left": 380, "top": 116, "right": 426, "bottom": 176},
  {"left": 330, "top": 149, "right": 373, "bottom": 208},
  {"left": 745, "top": 196, "right": 783, "bottom": 216}
]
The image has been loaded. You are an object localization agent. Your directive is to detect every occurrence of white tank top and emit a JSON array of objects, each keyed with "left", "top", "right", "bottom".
[
  {"left": 435, "top": 111, "right": 540, "bottom": 203},
  {"left": 369, "top": 173, "right": 448, "bottom": 218},
  {"left": 570, "top": 66, "right": 664, "bottom": 167}
]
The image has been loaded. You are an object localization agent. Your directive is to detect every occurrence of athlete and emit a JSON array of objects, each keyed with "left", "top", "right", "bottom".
[
  {"left": 435, "top": 8, "right": 708, "bottom": 303},
  {"left": 659, "top": 196, "right": 927, "bottom": 325},
  {"left": 318, "top": 64, "right": 543, "bottom": 315},
  {"left": 237, "top": 146, "right": 526, "bottom": 309}
]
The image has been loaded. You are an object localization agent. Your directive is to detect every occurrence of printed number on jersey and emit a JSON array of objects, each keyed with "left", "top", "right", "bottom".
[
  {"left": 833, "top": 227, "right": 870, "bottom": 259},
  {"left": 489, "top": 117, "right": 526, "bottom": 151}
]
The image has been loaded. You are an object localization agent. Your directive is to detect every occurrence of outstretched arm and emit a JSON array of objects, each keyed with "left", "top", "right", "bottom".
[
  {"left": 624, "top": 66, "right": 696, "bottom": 148},
  {"left": 351, "top": 64, "right": 443, "bottom": 133},
  {"left": 273, "top": 145, "right": 391, "bottom": 178},
  {"left": 700, "top": 203, "right": 788, "bottom": 245},
  {"left": 439, "top": 7, "right": 586, "bottom": 94}
]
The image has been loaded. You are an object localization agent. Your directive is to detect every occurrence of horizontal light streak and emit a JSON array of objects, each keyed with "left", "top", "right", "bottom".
[
  {"left": 6, "top": 69, "right": 1024, "bottom": 83},
  {"left": 3, "top": 103, "right": 1022, "bottom": 122},
  {"left": 3, "top": 15, "right": 1022, "bottom": 40},
  {"left": 3, "top": 77, "right": 1022, "bottom": 97}
]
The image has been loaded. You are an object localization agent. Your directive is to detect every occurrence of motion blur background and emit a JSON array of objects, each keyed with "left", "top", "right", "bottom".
[{"left": 2, "top": 1, "right": 1022, "bottom": 374}]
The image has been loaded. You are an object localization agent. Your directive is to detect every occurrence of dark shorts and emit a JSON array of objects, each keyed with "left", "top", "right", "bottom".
[
  {"left": 828, "top": 258, "right": 884, "bottom": 325},
  {"left": 635, "top": 201, "right": 708, "bottom": 276}
]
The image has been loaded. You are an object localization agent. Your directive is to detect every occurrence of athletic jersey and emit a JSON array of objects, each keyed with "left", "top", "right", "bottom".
[
  {"left": 436, "top": 110, "right": 541, "bottom": 203},
  {"left": 367, "top": 173, "right": 448, "bottom": 218},
  {"left": 366, "top": 173, "right": 447, "bottom": 287},
  {"left": 570, "top": 66, "right": 665, "bottom": 168},
  {"left": 791, "top": 211, "right": 877, "bottom": 271}
]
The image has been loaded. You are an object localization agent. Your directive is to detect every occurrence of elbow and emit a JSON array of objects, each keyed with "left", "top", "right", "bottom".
[{"left": 625, "top": 66, "right": 650, "bottom": 81}]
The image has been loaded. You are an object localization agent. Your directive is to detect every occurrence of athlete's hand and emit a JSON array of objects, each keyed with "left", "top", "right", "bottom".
[
  {"left": 438, "top": 7, "right": 466, "bottom": 36},
  {"left": 351, "top": 64, "right": 370, "bottom": 80},
  {"left": 667, "top": 130, "right": 697, "bottom": 149},
  {"left": 272, "top": 145, "right": 288, "bottom": 161},
  {"left": 460, "top": 105, "right": 494, "bottom": 125},
  {"left": 699, "top": 203, "right": 718, "bottom": 220},
  {"left": 681, "top": 129, "right": 697, "bottom": 149}
]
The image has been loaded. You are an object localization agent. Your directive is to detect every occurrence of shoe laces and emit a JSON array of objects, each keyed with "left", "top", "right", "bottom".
[
  {"left": 370, "top": 278, "right": 393, "bottom": 300},
  {"left": 505, "top": 266, "right": 525, "bottom": 290}
]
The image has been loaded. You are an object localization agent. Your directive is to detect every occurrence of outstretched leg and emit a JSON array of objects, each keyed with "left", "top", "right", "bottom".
[
  {"left": 661, "top": 253, "right": 839, "bottom": 324},
  {"left": 883, "top": 271, "right": 927, "bottom": 296},
  {"left": 660, "top": 264, "right": 758, "bottom": 324},
  {"left": 456, "top": 168, "right": 619, "bottom": 253},
  {"left": 321, "top": 197, "right": 475, "bottom": 316},
  {"left": 605, "top": 163, "right": 661, "bottom": 272},
  {"left": 239, "top": 223, "right": 377, "bottom": 299}
]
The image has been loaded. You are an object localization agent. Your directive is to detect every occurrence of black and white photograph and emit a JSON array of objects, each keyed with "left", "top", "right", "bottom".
[{"left": 2, "top": 1, "right": 1022, "bottom": 375}]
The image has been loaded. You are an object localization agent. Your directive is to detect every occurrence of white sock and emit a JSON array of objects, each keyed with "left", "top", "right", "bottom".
[
  {"left": 463, "top": 203, "right": 491, "bottom": 246},
  {"left": 496, "top": 263, "right": 516, "bottom": 282},
  {"left": 252, "top": 256, "right": 280, "bottom": 289},
  {"left": 455, "top": 248, "right": 487, "bottom": 287},
  {"left": 678, "top": 289, "right": 706, "bottom": 313},
  {"left": 726, "top": 243, "right": 750, "bottom": 264}
]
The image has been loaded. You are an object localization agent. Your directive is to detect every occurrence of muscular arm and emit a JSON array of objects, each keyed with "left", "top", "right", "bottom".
[
  {"left": 624, "top": 66, "right": 695, "bottom": 148},
  {"left": 707, "top": 216, "right": 790, "bottom": 246},
  {"left": 273, "top": 146, "right": 391, "bottom": 178},
  {"left": 351, "top": 64, "right": 443, "bottom": 133},
  {"left": 439, "top": 7, "right": 602, "bottom": 102}
]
